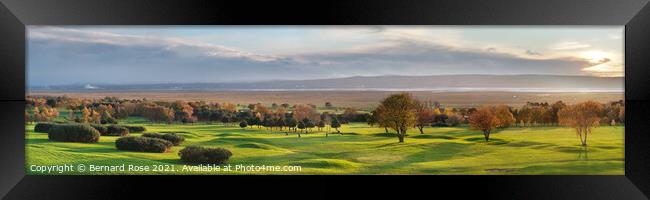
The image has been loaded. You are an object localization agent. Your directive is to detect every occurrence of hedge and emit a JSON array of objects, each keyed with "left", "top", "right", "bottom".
[
  {"left": 90, "top": 124, "right": 108, "bottom": 135},
  {"left": 115, "top": 136, "right": 172, "bottom": 153},
  {"left": 48, "top": 124, "right": 100, "bottom": 143},
  {"left": 142, "top": 133, "right": 185, "bottom": 146},
  {"left": 178, "top": 146, "right": 232, "bottom": 164},
  {"left": 105, "top": 125, "right": 129, "bottom": 136},
  {"left": 124, "top": 125, "right": 146, "bottom": 133},
  {"left": 34, "top": 122, "right": 56, "bottom": 133}
]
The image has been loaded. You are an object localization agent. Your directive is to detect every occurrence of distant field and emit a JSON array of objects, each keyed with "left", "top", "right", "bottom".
[
  {"left": 25, "top": 120, "right": 624, "bottom": 175},
  {"left": 28, "top": 91, "right": 624, "bottom": 109}
]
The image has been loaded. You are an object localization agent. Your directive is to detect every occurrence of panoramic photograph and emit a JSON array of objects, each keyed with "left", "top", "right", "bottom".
[{"left": 25, "top": 26, "right": 624, "bottom": 175}]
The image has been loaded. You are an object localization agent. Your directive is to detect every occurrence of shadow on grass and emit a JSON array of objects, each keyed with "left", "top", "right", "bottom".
[
  {"left": 66, "top": 147, "right": 119, "bottom": 154},
  {"left": 554, "top": 146, "right": 591, "bottom": 153},
  {"left": 503, "top": 141, "right": 548, "bottom": 147},
  {"left": 201, "top": 137, "right": 275, "bottom": 146},
  {"left": 26, "top": 138, "right": 51, "bottom": 145},
  {"left": 235, "top": 143, "right": 274, "bottom": 150},
  {"left": 370, "top": 132, "right": 397, "bottom": 137},
  {"left": 463, "top": 137, "right": 510, "bottom": 145},
  {"left": 411, "top": 134, "right": 457, "bottom": 140},
  {"left": 158, "top": 131, "right": 192, "bottom": 134}
]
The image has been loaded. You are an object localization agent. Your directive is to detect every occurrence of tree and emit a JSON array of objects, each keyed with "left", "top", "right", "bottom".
[
  {"left": 90, "top": 110, "right": 101, "bottom": 124},
  {"left": 221, "top": 102, "right": 237, "bottom": 113},
  {"left": 342, "top": 107, "right": 359, "bottom": 122},
  {"left": 325, "top": 102, "right": 333, "bottom": 108},
  {"left": 286, "top": 117, "right": 297, "bottom": 132},
  {"left": 46, "top": 98, "right": 57, "bottom": 107},
  {"left": 317, "top": 121, "right": 325, "bottom": 131},
  {"left": 303, "top": 118, "right": 315, "bottom": 133},
  {"left": 239, "top": 121, "right": 248, "bottom": 129},
  {"left": 373, "top": 108, "right": 390, "bottom": 133},
  {"left": 415, "top": 101, "right": 435, "bottom": 134},
  {"left": 494, "top": 105, "right": 515, "bottom": 128},
  {"left": 331, "top": 117, "right": 341, "bottom": 134},
  {"left": 368, "top": 110, "right": 378, "bottom": 127},
  {"left": 517, "top": 106, "right": 531, "bottom": 127},
  {"left": 376, "top": 93, "right": 418, "bottom": 143},
  {"left": 277, "top": 103, "right": 287, "bottom": 109},
  {"left": 297, "top": 122, "right": 305, "bottom": 137},
  {"left": 469, "top": 107, "right": 500, "bottom": 142},
  {"left": 558, "top": 101, "right": 603, "bottom": 146},
  {"left": 82, "top": 107, "right": 90, "bottom": 123},
  {"left": 100, "top": 110, "right": 117, "bottom": 124},
  {"left": 293, "top": 104, "right": 317, "bottom": 122},
  {"left": 550, "top": 101, "right": 567, "bottom": 125}
]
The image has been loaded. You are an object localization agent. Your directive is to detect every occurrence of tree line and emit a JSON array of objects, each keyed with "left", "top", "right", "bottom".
[
  {"left": 368, "top": 93, "right": 623, "bottom": 145},
  {"left": 26, "top": 94, "right": 624, "bottom": 146}
]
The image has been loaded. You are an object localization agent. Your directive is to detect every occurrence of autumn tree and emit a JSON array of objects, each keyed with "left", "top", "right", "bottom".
[
  {"left": 254, "top": 104, "right": 270, "bottom": 116},
  {"left": 414, "top": 101, "right": 435, "bottom": 134},
  {"left": 469, "top": 106, "right": 500, "bottom": 141},
  {"left": 494, "top": 105, "right": 515, "bottom": 128},
  {"left": 82, "top": 107, "right": 90, "bottom": 123},
  {"left": 550, "top": 101, "right": 567, "bottom": 126},
  {"left": 293, "top": 104, "right": 317, "bottom": 122},
  {"left": 221, "top": 102, "right": 237, "bottom": 113},
  {"left": 376, "top": 93, "right": 418, "bottom": 143},
  {"left": 90, "top": 110, "right": 101, "bottom": 124},
  {"left": 558, "top": 101, "right": 603, "bottom": 146}
]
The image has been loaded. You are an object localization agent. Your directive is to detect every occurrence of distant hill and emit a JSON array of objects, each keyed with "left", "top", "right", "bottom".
[{"left": 30, "top": 74, "right": 624, "bottom": 92}]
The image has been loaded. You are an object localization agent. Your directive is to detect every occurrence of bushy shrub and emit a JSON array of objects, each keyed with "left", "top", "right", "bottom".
[
  {"left": 142, "top": 133, "right": 185, "bottom": 146},
  {"left": 178, "top": 146, "right": 232, "bottom": 164},
  {"left": 105, "top": 125, "right": 129, "bottom": 136},
  {"left": 48, "top": 124, "right": 100, "bottom": 143},
  {"left": 90, "top": 124, "right": 108, "bottom": 135},
  {"left": 115, "top": 136, "right": 172, "bottom": 153},
  {"left": 34, "top": 122, "right": 56, "bottom": 133},
  {"left": 124, "top": 125, "right": 146, "bottom": 133}
]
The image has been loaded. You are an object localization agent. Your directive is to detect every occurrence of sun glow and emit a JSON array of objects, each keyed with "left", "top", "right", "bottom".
[{"left": 582, "top": 50, "right": 609, "bottom": 63}]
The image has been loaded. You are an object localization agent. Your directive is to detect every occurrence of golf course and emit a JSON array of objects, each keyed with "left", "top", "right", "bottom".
[{"left": 25, "top": 116, "right": 624, "bottom": 175}]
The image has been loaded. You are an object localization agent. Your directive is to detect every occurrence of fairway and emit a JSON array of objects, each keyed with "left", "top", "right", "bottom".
[{"left": 26, "top": 120, "right": 624, "bottom": 175}]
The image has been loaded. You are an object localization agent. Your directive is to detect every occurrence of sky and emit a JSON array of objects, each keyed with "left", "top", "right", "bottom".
[{"left": 27, "top": 26, "right": 624, "bottom": 86}]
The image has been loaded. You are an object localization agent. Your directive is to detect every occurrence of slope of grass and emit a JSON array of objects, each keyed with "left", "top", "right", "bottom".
[{"left": 25, "top": 120, "right": 624, "bottom": 175}]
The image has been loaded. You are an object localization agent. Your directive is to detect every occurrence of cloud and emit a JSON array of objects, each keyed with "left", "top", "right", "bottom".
[
  {"left": 295, "top": 39, "right": 596, "bottom": 77},
  {"left": 27, "top": 26, "right": 619, "bottom": 86},
  {"left": 29, "top": 26, "right": 283, "bottom": 62},
  {"left": 551, "top": 41, "right": 591, "bottom": 50},
  {"left": 525, "top": 50, "right": 542, "bottom": 56}
]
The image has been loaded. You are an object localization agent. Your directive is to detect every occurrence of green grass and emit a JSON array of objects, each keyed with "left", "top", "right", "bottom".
[{"left": 25, "top": 119, "right": 624, "bottom": 175}]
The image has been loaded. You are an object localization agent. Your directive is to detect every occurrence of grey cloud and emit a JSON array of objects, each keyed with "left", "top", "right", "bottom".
[
  {"left": 525, "top": 50, "right": 542, "bottom": 56},
  {"left": 296, "top": 40, "right": 594, "bottom": 77},
  {"left": 28, "top": 27, "right": 601, "bottom": 86}
]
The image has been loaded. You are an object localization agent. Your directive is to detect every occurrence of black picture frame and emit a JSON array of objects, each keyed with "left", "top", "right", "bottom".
[{"left": 1, "top": 0, "right": 650, "bottom": 199}]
